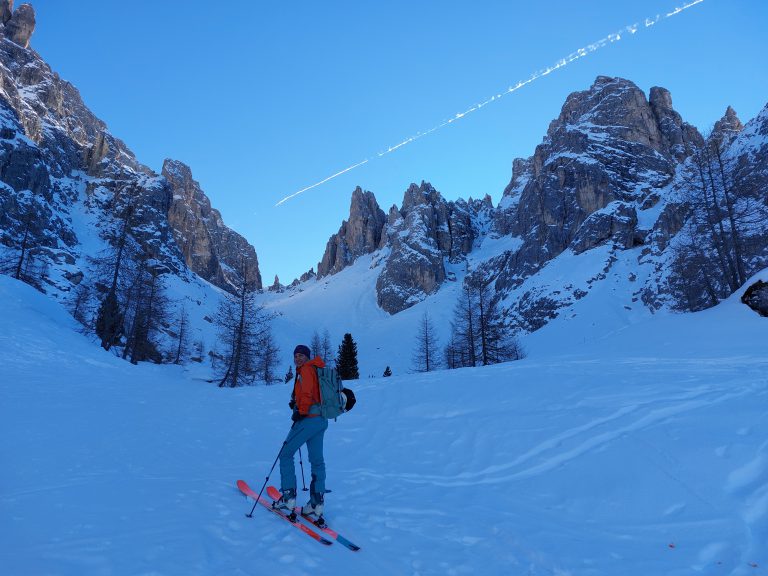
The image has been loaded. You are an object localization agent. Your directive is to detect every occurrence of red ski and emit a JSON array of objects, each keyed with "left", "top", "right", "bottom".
[
  {"left": 236, "top": 480, "right": 332, "bottom": 546},
  {"left": 267, "top": 485, "right": 361, "bottom": 551}
]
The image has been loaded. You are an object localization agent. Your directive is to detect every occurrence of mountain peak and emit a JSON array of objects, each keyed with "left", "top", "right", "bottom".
[
  {"left": 1, "top": 2, "right": 35, "bottom": 48},
  {"left": 710, "top": 106, "right": 744, "bottom": 145},
  {"left": 316, "top": 186, "right": 386, "bottom": 278},
  {"left": 649, "top": 86, "right": 673, "bottom": 110},
  {"left": 0, "top": 1, "right": 11, "bottom": 25}
]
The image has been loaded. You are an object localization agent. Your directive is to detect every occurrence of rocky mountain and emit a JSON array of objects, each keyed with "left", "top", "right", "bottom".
[
  {"left": 482, "top": 76, "right": 705, "bottom": 328},
  {"left": 164, "top": 159, "right": 261, "bottom": 292},
  {"left": 376, "top": 182, "right": 493, "bottom": 313},
  {"left": 314, "top": 180, "right": 494, "bottom": 314},
  {"left": 1, "top": 1, "right": 765, "bottom": 354},
  {"left": 1, "top": 1, "right": 34, "bottom": 49},
  {"left": 0, "top": 3, "right": 261, "bottom": 297},
  {"left": 657, "top": 102, "right": 768, "bottom": 311},
  {"left": 315, "top": 76, "right": 767, "bottom": 329},
  {"left": 317, "top": 186, "right": 386, "bottom": 278}
]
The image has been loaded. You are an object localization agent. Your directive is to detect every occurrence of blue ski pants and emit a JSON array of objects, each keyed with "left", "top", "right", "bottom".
[{"left": 279, "top": 416, "right": 328, "bottom": 496}]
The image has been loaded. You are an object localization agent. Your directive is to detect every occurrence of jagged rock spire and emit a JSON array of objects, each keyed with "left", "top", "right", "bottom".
[
  {"left": 710, "top": 106, "right": 743, "bottom": 146},
  {"left": 317, "top": 186, "right": 386, "bottom": 277},
  {"left": 649, "top": 86, "right": 704, "bottom": 162},
  {"left": 0, "top": 1, "right": 13, "bottom": 25},
  {"left": 375, "top": 181, "right": 492, "bottom": 314},
  {"left": 2, "top": 2, "right": 35, "bottom": 48}
]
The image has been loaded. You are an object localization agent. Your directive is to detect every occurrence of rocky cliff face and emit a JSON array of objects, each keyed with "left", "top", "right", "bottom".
[
  {"left": 317, "top": 186, "right": 386, "bottom": 278},
  {"left": 636, "top": 101, "right": 768, "bottom": 312},
  {"left": 500, "top": 76, "right": 698, "bottom": 254},
  {"left": 315, "top": 180, "right": 493, "bottom": 314},
  {"left": 481, "top": 77, "right": 705, "bottom": 328},
  {"left": 1, "top": 2, "right": 34, "bottom": 49},
  {"left": 0, "top": 10, "right": 170, "bottom": 292},
  {"left": 315, "top": 76, "right": 765, "bottom": 328},
  {"left": 0, "top": 6, "right": 261, "bottom": 297},
  {"left": 376, "top": 182, "right": 495, "bottom": 313},
  {"left": 375, "top": 182, "right": 450, "bottom": 313},
  {"left": 164, "top": 160, "right": 262, "bottom": 292}
]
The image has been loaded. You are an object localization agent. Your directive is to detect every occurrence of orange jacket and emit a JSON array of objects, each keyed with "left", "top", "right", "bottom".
[{"left": 294, "top": 357, "right": 326, "bottom": 417}]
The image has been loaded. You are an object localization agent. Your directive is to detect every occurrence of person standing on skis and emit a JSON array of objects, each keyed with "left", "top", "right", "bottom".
[{"left": 273, "top": 344, "right": 328, "bottom": 522}]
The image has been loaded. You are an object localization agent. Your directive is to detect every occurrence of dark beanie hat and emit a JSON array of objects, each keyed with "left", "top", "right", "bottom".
[{"left": 293, "top": 344, "right": 311, "bottom": 358}]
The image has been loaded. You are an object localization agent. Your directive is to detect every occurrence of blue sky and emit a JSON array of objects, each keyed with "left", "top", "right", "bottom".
[{"left": 29, "top": 0, "right": 768, "bottom": 284}]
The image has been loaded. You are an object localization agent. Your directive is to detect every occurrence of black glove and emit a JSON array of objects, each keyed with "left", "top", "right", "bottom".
[
  {"left": 291, "top": 411, "right": 304, "bottom": 423},
  {"left": 288, "top": 399, "right": 296, "bottom": 409}
]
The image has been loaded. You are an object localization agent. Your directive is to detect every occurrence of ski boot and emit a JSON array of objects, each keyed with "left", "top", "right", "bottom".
[
  {"left": 302, "top": 492, "right": 325, "bottom": 528},
  {"left": 272, "top": 488, "right": 297, "bottom": 521}
]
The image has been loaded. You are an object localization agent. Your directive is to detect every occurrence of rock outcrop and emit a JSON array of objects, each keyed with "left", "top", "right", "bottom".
[
  {"left": 375, "top": 183, "right": 448, "bottom": 314},
  {"left": 487, "top": 77, "right": 702, "bottom": 314},
  {"left": 0, "top": 8, "right": 261, "bottom": 298},
  {"left": 163, "top": 159, "right": 262, "bottom": 293},
  {"left": 317, "top": 187, "right": 386, "bottom": 277},
  {"left": 2, "top": 2, "right": 34, "bottom": 49},
  {"left": 375, "top": 182, "right": 493, "bottom": 314},
  {"left": 649, "top": 86, "right": 704, "bottom": 162},
  {"left": 710, "top": 106, "right": 744, "bottom": 146},
  {"left": 0, "top": 1, "right": 13, "bottom": 26},
  {"left": 742, "top": 280, "right": 768, "bottom": 317}
]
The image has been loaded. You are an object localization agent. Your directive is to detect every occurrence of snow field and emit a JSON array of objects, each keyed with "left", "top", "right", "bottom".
[{"left": 1, "top": 273, "right": 767, "bottom": 575}]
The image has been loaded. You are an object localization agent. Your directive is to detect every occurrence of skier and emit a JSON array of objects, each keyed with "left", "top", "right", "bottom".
[{"left": 272, "top": 344, "right": 328, "bottom": 522}]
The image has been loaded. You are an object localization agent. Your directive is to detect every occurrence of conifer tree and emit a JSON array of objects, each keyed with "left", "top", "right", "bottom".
[
  {"left": 122, "top": 257, "right": 170, "bottom": 364},
  {"left": 321, "top": 329, "right": 333, "bottom": 365},
  {"left": 67, "top": 283, "right": 93, "bottom": 328},
  {"left": 95, "top": 291, "right": 123, "bottom": 351},
  {"left": 215, "top": 259, "right": 276, "bottom": 387},
  {"left": 173, "top": 306, "right": 190, "bottom": 364},
  {"left": 668, "top": 137, "right": 763, "bottom": 310},
  {"left": 94, "top": 203, "right": 135, "bottom": 351},
  {"left": 256, "top": 326, "right": 281, "bottom": 384},
  {"left": 445, "top": 278, "right": 525, "bottom": 368},
  {"left": 310, "top": 329, "right": 334, "bottom": 363},
  {"left": 412, "top": 310, "right": 440, "bottom": 372},
  {"left": 0, "top": 193, "right": 47, "bottom": 291},
  {"left": 336, "top": 333, "right": 359, "bottom": 380},
  {"left": 383, "top": 366, "right": 392, "bottom": 377},
  {"left": 311, "top": 330, "right": 322, "bottom": 359}
]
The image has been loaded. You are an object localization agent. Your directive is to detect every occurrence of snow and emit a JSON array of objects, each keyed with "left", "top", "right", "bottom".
[{"left": 2, "top": 270, "right": 767, "bottom": 575}]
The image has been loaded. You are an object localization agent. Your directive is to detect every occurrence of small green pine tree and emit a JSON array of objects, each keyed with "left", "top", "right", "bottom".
[
  {"left": 383, "top": 366, "right": 392, "bottom": 377},
  {"left": 336, "top": 333, "right": 360, "bottom": 380},
  {"left": 95, "top": 291, "right": 123, "bottom": 351}
]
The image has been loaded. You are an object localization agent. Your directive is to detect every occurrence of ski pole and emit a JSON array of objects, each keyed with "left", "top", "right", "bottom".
[
  {"left": 298, "top": 446, "right": 308, "bottom": 492},
  {"left": 246, "top": 421, "right": 300, "bottom": 518}
]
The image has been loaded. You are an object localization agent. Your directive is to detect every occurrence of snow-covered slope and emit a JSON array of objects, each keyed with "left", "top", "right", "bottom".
[{"left": 2, "top": 272, "right": 766, "bottom": 575}]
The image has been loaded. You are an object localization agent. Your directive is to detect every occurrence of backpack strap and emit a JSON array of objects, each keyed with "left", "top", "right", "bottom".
[{"left": 307, "top": 365, "right": 322, "bottom": 415}]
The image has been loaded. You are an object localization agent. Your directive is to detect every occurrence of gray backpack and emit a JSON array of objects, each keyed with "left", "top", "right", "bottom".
[{"left": 316, "top": 367, "right": 356, "bottom": 420}]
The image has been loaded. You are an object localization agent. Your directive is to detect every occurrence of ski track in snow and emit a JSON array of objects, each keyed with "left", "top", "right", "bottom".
[{"left": 378, "top": 383, "right": 757, "bottom": 487}]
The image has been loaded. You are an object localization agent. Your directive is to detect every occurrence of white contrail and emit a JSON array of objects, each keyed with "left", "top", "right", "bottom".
[
  {"left": 274, "top": 158, "right": 369, "bottom": 206},
  {"left": 275, "top": 0, "right": 705, "bottom": 207}
]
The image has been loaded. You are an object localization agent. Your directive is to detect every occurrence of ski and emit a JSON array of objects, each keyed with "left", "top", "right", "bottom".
[
  {"left": 267, "top": 485, "right": 361, "bottom": 552},
  {"left": 236, "top": 480, "right": 333, "bottom": 546}
]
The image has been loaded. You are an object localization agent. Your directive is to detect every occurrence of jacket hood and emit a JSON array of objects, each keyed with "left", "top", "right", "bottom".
[{"left": 306, "top": 356, "right": 326, "bottom": 369}]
